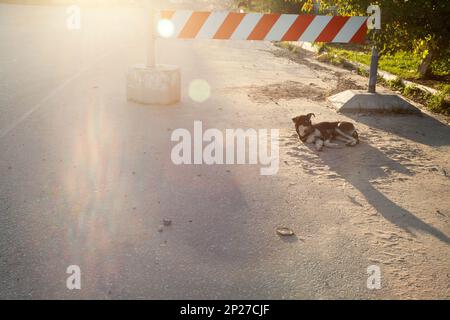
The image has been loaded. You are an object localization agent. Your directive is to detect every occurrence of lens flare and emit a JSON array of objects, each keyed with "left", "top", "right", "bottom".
[
  {"left": 189, "top": 79, "right": 211, "bottom": 103},
  {"left": 157, "top": 19, "right": 175, "bottom": 38}
]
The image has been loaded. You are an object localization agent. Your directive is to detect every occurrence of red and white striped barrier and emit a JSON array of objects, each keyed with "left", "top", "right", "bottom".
[{"left": 158, "top": 11, "right": 368, "bottom": 43}]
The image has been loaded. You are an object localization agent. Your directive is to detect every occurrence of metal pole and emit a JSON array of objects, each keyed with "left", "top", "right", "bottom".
[
  {"left": 368, "top": 45, "right": 379, "bottom": 93},
  {"left": 146, "top": 1, "right": 155, "bottom": 68},
  {"left": 313, "top": 0, "right": 321, "bottom": 14}
]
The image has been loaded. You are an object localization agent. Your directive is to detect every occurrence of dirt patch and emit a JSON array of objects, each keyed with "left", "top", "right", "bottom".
[
  {"left": 329, "top": 76, "right": 366, "bottom": 96},
  {"left": 224, "top": 81, "right": 326, "bottom": 104},
  {"left": 247, "top": 81, "right": 326, "bottom": 103},
  {"left": 260, "top": 47, "right": 365, "bottom": 102},
  {"left": 235, "top": 76, "right": 364, "bottom": 104}
]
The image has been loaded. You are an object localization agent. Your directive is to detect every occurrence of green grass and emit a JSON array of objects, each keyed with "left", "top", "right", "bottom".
[
  {"left": 427, "top": 85, "right": 450, "bottom": 115},
  {"left": 323, "top": 46, "right": 421, "bottom": 80}
]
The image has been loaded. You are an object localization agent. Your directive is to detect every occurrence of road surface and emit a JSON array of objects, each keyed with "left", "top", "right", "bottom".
[{"left": 0, "top": 3, "right": 449, "bottom": 299}]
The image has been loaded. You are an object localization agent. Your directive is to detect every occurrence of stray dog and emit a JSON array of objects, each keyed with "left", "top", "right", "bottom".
[{"left": 292, "top": 113, "right": 359, "bottom": 151}]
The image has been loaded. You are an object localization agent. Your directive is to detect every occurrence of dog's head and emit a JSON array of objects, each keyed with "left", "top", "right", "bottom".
[{"left": 292, "top": 113, "right": 315, "bottom": 137}]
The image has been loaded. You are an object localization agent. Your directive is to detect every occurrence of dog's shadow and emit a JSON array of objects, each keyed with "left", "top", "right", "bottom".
[{"left": 284, "top": 132, "right": 450, "bottom": 245}]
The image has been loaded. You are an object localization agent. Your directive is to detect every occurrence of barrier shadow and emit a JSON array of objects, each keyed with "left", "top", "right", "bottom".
[{"left": 345, "top": 113, "right": 450, "bottom": 147}]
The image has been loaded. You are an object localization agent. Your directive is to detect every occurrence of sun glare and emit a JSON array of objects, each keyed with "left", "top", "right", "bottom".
[
  {"left": 189, "top": 79, "right": 211, "bottom": 103},
  {"left": 157, "top": 19, "right": 175, "bottom": 38}
]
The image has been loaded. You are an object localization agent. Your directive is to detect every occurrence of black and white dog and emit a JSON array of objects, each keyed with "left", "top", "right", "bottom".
[{"left": 292, "top": 113, "right": 359, "bottom": 151}]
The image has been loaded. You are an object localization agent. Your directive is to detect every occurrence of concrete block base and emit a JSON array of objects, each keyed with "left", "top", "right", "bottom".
[
  {"left": 328, "top": 90, "right": 421, "bottom": 114},
  {"left": 126, "top": 64, "right": 180, "bottom": 105}
]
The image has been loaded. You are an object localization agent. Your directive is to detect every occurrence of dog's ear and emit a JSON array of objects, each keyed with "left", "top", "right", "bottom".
[{"left": 306, "top": 113, "right": 316, "bottom": 120}]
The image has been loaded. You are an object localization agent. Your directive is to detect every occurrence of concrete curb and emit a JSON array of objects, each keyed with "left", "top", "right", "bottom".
[{"left": 328, "top": 90, "right": 422, "bottom": 114}]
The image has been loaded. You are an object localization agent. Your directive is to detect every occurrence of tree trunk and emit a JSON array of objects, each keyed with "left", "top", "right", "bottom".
[{"left": 418, "top": 49, "right": 434, "bottom": 79}]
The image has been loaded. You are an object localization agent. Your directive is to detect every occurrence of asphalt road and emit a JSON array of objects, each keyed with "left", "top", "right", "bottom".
[{"left": 1, "top": 4, "right": 449, "bottom": 299}]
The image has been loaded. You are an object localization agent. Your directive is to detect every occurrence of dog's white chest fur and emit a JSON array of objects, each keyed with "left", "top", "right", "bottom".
[{"left": 305, "top": 129, "right": 322, "bottom": 144}]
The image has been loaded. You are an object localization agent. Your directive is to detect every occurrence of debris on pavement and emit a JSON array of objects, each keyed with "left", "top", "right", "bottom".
[
  {"left": 163, "top": 219, "right": 172, "bottom": 226},
  {"left": 436, "top": 210, "right": 446, "bottom": 217},
  {"left": 276, "top": 227, "right": 295, "bottom": 237}
]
